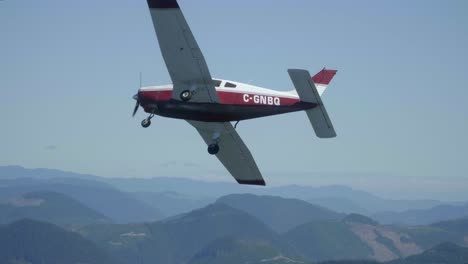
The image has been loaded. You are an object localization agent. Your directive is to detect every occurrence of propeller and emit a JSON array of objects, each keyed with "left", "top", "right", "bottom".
[
  {"left": 132, "top": 94, "right": 140, "bottom": 117},
  {"left": 132, "top": 72, "right": 142, "bottom": 117}
]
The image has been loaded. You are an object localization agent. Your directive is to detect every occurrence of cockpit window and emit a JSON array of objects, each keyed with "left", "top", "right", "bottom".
[
  {"left": 224, "top": 82, "right": 237, "bottom": 88},
  {"left": 212, "top": 79, "right": 222, "bottom": 87}
]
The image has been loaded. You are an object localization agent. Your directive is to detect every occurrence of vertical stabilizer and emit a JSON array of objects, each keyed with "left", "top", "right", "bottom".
[{"left": 312, "top": 68, "right": 337, "bottom": 96}]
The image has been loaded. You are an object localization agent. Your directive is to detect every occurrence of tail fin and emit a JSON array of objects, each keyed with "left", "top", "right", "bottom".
[
  {"left": 312, "top": 68, "right": 337, "bottom": 96},
  {"left": 288, "top": 69, "right": 337, "bottom": 138}
]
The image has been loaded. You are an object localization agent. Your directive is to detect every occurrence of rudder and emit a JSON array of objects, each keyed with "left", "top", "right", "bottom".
[{"left": 312, "top": 68, "right": 337, "bottom": 96}]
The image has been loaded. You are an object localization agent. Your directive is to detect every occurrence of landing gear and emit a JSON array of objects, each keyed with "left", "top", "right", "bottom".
[
  {"left": 141, "top": 118, "right": 151, "bottom": 128},
  {"left": 207, "top": 144, "right": 219, "bottom": 155},
  {"left": 141, "top": 113, "right": 155, "bottom": 128},
  {"left": 180, "top": 90, "right": 192, "bottom": 101}
]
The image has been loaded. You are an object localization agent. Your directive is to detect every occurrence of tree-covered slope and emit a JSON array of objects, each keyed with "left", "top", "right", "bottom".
[
  {"left": 388, "top": 242, "right": 468, "bottom": 264},
  {"left": 315, "top": 243, "right": 468, "bottom": 264},
  {"left": 0, "top": 219, "right": 117, "bottom": 264},
  {"left": 216, "top": 193, "right": 344, "bottom": 233},
  {"left": 283, "top": 219, "right": 373, "bottom": 261},
  {"left": 81, "top": 203, "right": 293, "bottom": 264},
  {"left": 0, "top": 191, "right": 111, "bottom": 226},
  {"left": 282, "top": 214, "right": 438, "bottom": 262},
  {"left": 188, "top": 236, "right": 304, "bottom": 264},
  {"left": 0, "top": 177, "right": 164, "bottom": 223},
  {"left": 395, "top": 217, "right": 468, "bottom": 250}
]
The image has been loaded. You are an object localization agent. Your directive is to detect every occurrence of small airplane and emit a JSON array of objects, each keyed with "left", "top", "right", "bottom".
[{"left": 133, "top": 0, "right": 338, "bottom": 186}]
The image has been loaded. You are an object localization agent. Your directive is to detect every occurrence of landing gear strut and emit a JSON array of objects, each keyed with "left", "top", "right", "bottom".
[
  {"left": 207, "top": 144, "right": 219, "bottom": 155},
  {"left": 141, "top": 113, "right": 155, "bottom": 128}
]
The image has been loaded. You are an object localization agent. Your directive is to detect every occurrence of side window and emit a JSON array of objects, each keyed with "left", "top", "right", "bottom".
[
  {"left": 225, "top": 82, "right": 237, "bottom": 88},
  {"left": 212, "top": 79, "right": 222, "bottom": 87}
]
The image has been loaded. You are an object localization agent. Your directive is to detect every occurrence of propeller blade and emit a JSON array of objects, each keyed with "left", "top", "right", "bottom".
[
  {"left": 132, "top": 100, "right": 139, "bottom": 117},
  {"left": 132, "top": 94, "right": 140, "bottom": 117}
]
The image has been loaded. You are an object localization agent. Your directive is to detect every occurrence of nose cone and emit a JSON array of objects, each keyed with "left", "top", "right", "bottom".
[{"left": 135, "top": 87, "right": 148, "bottom": 102}]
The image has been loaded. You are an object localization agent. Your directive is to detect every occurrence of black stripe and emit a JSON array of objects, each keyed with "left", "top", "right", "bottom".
[
  {"left": 143, "top": 101, "right": 316, "bottom": 122},
  {"left": 147, "top": 0, "right": 179, "bottom": 9},
  {"left": 236, "top": 179, "right": 266, "bottom": 186}
]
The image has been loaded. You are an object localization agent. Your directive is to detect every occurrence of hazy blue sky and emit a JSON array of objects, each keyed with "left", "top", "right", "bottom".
[{"left": 1, "top": 0, "right": 467, "bottom": 200}]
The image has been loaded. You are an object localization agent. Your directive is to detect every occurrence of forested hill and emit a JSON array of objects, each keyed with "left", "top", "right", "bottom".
[{"left": 0, "top": 219, "right": 117, "bottom": 264}]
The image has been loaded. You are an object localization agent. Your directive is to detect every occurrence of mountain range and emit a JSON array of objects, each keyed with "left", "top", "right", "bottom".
[
  {"left": 4, "top": 216, "right": 466, "bottom": 264},
  {"left": 80, "top": 203, "right": 299, "bottom": 264},
  {"left": 77, "top": 195, "right": 468, "bottom": 263},
  {"left": 1, "top": 166, "right": 458, "bottom": 219},
  {"left": 1, "top": 192, "right": 468, "bottom": 263},
  {"left": 373, "top": 203, "right": 468, "bottom": 225},
  {"left": 0, "top": 174, "right": 164, "bottom": 223},
  {"left": 2, "top": 165, "right": 468, "bottom": 263}
]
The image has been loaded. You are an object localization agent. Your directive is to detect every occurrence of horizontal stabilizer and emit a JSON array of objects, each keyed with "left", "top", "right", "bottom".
[{"left": 288, "top": 69, "right": 336, "bottom": 138}]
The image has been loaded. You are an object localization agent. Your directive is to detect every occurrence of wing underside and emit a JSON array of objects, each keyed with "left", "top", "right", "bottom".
[
  {"left": 188, "top": 121, "right": 265, "bottom": 186},
  {"left": 146, "top": 0, "right": 219, "bottom": 103}
]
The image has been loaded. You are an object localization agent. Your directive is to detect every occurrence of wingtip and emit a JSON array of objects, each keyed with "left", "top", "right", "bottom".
[
  {"left": 147, "top": 0, "right": 179, "bottom": 9},
  {"left": 236, "top": 179, "right": 266, "bottom": 186}
]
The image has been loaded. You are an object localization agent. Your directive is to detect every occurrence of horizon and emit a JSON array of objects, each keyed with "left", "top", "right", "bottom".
[{"left": 1, "top": 164, "right": 467, "bottom": 202}]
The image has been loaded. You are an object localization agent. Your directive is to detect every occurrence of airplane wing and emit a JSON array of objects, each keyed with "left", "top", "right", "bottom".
[
  {"left": 146, "top": 0, "right": 219, "bottom": 103},
  {"left": 188, "top": 121, "right": 265, "bottom": 186}
]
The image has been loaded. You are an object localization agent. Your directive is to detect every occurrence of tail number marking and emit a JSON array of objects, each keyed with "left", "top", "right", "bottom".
[{"left": 243, "top": 94, "right": 280, "bottom": 106}]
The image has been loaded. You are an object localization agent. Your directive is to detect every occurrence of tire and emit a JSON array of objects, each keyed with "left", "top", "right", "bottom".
[
  {"left": 180, "top": 90, "right": 192, "bottom": 101},
  {"left": 207, "top": 144, "right": 219, "bottom": 155},
  {"left": 141, "top": 119, "right": 151, "bottom": 128}
]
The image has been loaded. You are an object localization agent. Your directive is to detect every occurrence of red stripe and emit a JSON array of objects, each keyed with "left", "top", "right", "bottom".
[
  {"left": 139, "top": 90, "right": 300, "bottom": 106},
  {"left": 139, "top": 90, "right": 172, "bottom": 101}
]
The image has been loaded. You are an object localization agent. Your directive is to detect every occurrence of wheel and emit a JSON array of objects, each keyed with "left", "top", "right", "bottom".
[
  {"left": 141, "top": 118, "right": 151, "bottom": 128},
  {"left": 207, "top": 144, "right": 219, "bottom": 155},
  {"left": 180, "top": 90, "right": 192, "bottom": 101}
]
